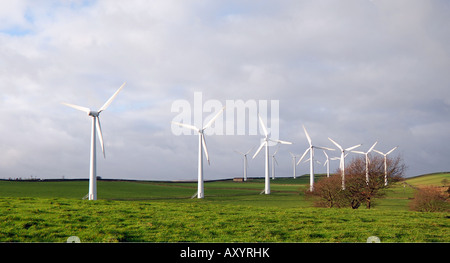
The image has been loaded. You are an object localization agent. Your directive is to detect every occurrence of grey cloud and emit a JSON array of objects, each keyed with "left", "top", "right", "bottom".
[{"left": 0, "top": 1, "right": 449, "bottom": 180}]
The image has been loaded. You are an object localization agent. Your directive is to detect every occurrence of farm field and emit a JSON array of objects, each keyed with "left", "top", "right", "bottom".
[
  {"left": 405, "top": 172, "right": 450, "bottom": 187},
  {"left": 0, "top": 174, "right": 448, "bottom": 243}
]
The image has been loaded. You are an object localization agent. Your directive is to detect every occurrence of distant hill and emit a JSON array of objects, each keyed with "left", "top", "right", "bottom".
[{"left": 405, "top": 172, "right": 450, "bottom": 188}]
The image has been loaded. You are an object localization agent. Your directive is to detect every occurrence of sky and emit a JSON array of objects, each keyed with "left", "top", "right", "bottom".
[{"left": 0, "top": 0, "right": 449, "bottom": 181}]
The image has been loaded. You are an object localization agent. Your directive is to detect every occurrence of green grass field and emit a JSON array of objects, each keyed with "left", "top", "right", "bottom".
[
  {"left": 0, "top": 174, "right": 448, "bottom": 242},
  {"left": 406, "top": 172, "right": 450, "bottom": 187}
]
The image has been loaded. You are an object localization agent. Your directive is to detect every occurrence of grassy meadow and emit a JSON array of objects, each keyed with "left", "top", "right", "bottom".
[{"left": 0, "top": 174, "right": 448, "bottom": 242}]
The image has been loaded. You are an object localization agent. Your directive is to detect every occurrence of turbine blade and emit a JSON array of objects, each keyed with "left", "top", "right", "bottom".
[
  {"left": 297, "top": 147, "right": 310, "bottom": 165},
  {"left": 201, "top": 134, "right": 210, "bottom": 165},
  {"left": 98, "top": 82, "right": 126, "bottom": 113},
  {"left": 252, "top": 141, "right": 266, "bottom": 159},
  {"left": 303, "top": 125, "right": 312, "bottom": 146},
  {"left": 373, "top": 149, "right": 384, "bottom": 155},
  {"left": 345, "top": 144, "right": 362, "bottom": 151},
  {"left": 323, "top": 150, "right": 329, "bottom": 158},
  {"left": 386, "top": 146, "right": 398, "bottom": 155},
  {"left": 352, "top": 151, "right": 365, "bottom": 155},
  {"left": 245, "top": 145, "right": 256, "bottom": 155},
  {"left": 368, "top": 141, "right": 378, "bottom": 153},
  {"left": 273, "top": 139, "right": 292, "bottom": 145},
  {"left": 62, "top": 102, "right": 90, "bottom": 114},
  {"left": 258, "top": 115, "right": 268, "bottom": 137},
  {"left": 203, "top": 106, "right": 226, "bottom": 129},
  {"left": 234, "top": 150, "right": 245, "bottom": 155},
  {"left": 273, "top": 145, "right": 280, "bottom": 155},
  {"left": 315, "top": 146, "right": 335, "bottom": 151},
  {"left": 96, "top": 117, "right": 105, "bottom": 158},
  {"left": 328, "top": 138, "right": 343, "bottom": 151},
  {"left": 273, "top": 156, "right": 278, "bottom": 166},
  {"left": 171, "top": 121, "right": 199, "bottom": 132}
]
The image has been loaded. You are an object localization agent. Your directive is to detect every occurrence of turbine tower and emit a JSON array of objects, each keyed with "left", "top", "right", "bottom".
[
  {"left": 322, "top": 150, "right": 330, "bottom": 177},
  {"left": 234, "top": 146, "right": 255, "bottom": 182},
  {"left": 289, "top": 152, "right": 300, "bottom": 179},
  {"left": 253, "top": 115, "right": 292, "bottom": 195},
  {"left": 62, "top": 82, "right": 126, "bottom": 200},
  {"left": 271, "top": 146, "right": 279, "bottom": 180},
  {"left": 330, "top": 155, "right": 342, "bottom": 173},
  {"left": 297, "top": 125, "right": 334, "bottom": 192},
  {"left": 172, "top": 107, "right": 225, "bottom": 199},
  {"left": 328, "top": 137, "right": 361, "bottom": 190},
  {"left": 373, "top": 146, "right": 398, "bottom": 186},
  {"left": 352, "top": 141, "right": 378, "bottom": 184}
]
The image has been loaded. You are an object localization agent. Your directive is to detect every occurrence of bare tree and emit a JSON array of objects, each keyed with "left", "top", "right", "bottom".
[
  {"left": 308, "top": 154, "right": 406, "bottom": 209},
  {"left": 409, "top": 186, "right": 450, "bottom": 212},
  {"left": 306, "top": 174, "right": 343, "bottom": 208}
]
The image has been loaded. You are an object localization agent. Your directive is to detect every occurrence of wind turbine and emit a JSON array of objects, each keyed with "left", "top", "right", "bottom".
[
  {"left": 330, "top": 156, "right": 342, "bottom": 169},
  {"left": 289, "top": 152, "right": 300, "bottom": 179},
  {"left": 234, "top": 146, "right": 255, "bottom": 182},
  {"left": 373, "top": 146, "right": 398, "bottom": 186},
  {"left": 172, "top": 107, "right": 225, "bottom": 199},
  {"left": 322, "top": 150, "right": 330, "bottom": 177},
  {"left": 252, "top": 115, "right": 292, "bottom": 194},
  {"left": 62, "top": 82, "right": 126, "bottom": 200},
  {"left": 297, "top": 125, "right": 334, "bottom": 192},
  {"left": 352, "top": 141, "right": 378, "bottom": 184},
  {"left": 328, "top": 137, "right": 361, "bottom": 190},
  {"left": 271, "top": 146, "right": 279, "bottom": 180}
]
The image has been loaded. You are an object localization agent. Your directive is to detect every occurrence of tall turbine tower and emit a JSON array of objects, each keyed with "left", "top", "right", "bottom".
[
  {"left": 352, "top": 141, "right": 378, "bottom": 184},
  {"left": 253, "top": 115, "right": 292, "bottom": 194},
  {"left": 172, "top": 107, "right": 225, "bottom": 199},
  {"left": 289, "top": 152, "right": 300, "bottom": 179},
  {"left": 271, "top": 146, "right": 279, "bottom": 180},
  {"left": 62, "top": 82, "right": 126, "bottom": 200},
  {"left": 297, "top": 125, "right": 334, "bottom": 192},
  {"left": 234, "top": 146, "right": 254, "bottom": 182},
  {"left": 323, "top": 150, "right": 331, "bottom": 177},
  {"left": 328, "top": 138, "right": 361, "bottom": 190},
  {"left": 373, "top": 146, "right": 398, "bottom": 186}
]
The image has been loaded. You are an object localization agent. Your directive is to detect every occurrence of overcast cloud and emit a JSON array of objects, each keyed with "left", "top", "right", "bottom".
[{"left": 0, "top": 0, "right": 449, "bottom": 181}]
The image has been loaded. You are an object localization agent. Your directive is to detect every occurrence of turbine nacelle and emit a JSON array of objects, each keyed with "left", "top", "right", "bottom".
[{"left": 89, "top": 111, "right": 100, "bottom": 117}]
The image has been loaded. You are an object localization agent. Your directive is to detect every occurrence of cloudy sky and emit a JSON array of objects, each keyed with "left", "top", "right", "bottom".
[{"left": 1, "top": 0, "right": 449, "bottom": 181}]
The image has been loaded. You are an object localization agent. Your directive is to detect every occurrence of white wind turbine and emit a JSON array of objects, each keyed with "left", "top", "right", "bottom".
[
  {"left": 297, "top": 125, "right": 334, "bottom": 192},
  {"left": 234, "top": 146, "right": 255, "bottom": 182},
  {"left": 328, "top": 138, "right": 361, "bottom": 190},
  {"left": 253, "top": 115, "right": 292, "bottom": 194},
  {"left": 352, "top": 141, "right": 378, "bottom": 184},
  {"left": 62, "top": 82, "right": 126, "bottom": 201},
  {"left": 322, "top": 150, "right": 331, "bottom": 177},
  {"left": 289, "top": 152, "right": 301, "bottom": 179},
  {"left": 373, "top": 146, "right": 398, "bottom": 186},
  {"left": 172, "top": 107, "right": 225, "bottom": 199},
  {"left": 330, "top": 156, "right": 342, "bottom": 171},
  {"left": 271, "top": 146, "right": 279, "bottom": 180}
]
